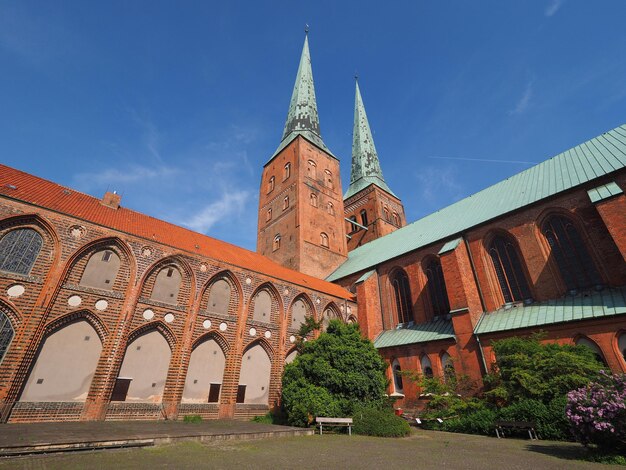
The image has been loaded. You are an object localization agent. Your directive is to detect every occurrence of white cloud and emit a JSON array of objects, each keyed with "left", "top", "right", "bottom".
[
  {"left": 545, "top": 0, "right": 564, "bottom": 17},
  {"left": 416, "top": 166, "right": 463, "bottom": 203},
  {"left": 74, "top": 164, "right": 181, "bottom": 189},
  {"left": 183, "top": 189, "right": 250, "bottom": 233},
  {"left": 509, "top": 81, "right": 533, "bottom": 115}
]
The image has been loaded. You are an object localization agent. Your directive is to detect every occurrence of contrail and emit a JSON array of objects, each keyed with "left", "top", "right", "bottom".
[{"left": 427, "top": 156, "right": 536, "bottom": 165}]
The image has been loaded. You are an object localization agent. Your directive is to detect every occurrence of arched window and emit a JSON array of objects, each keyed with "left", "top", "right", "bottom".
[
  {"left": 320, "top": 232, "right": 329, "bottom": 248},
  {"left": 391, "top": 269, "right": 412, "bottom": 324},
  {"left": 307, "top": 160, "right": 317, "bottom": 179},
  {"left": 267, "top": 176, "right": 275, "bottom": 194},
  {"left": 291, "top": 298, "right": 308, "bottom": 329},
  {"left": 151, "top": 266, "right": 182, "bottom": 305},
  {"left": 266, "top": 208, "right": 272, "bottom": 222},
  {"left": 0, "top": 228, "right": 43, "bottom": 275},
  {"left": 576, "top": 337, "right": 607, "bottom": 366},
  {"left": 392, "top": 359, "right": 404, "bottom": 394},
  {"left": 348, "top": 216, "right": 358, "bottom": 233},
  {"left": 283, "top": 196, "right": 289, "bottom": 210},
  {"left": 360, "top": 210, "right": 368, "bottom": 228},
  {"left": 425, "top": 259, "right": 450, "bottom": 317},
  {"left": 324, "top": 169, "right": 333, "bottom": 189},
  {"left": 542, "top": 215, "right": 603, "bottom": 294},
  {"left": 273, "top": 235, "right": 281, "bottom": 252},
  {"left": 488, "top": 235, "right": 532, "bottom": 304},
  {"left": 0, "top": 311, "right": 14, "bottom": 365},
  {"left": 421, "top": 355, "right": 433, "bottom": 378},
  {"left": 310, "top": 193, "right": 318, "bottom": 207},
  {"left": 383, "top": 207, "right": 390, "bottom": 221},
  {"left": 327, "top": 202, "right": 335, "bottom": 216},
  {"left": 283, "top": 163, "right": 291, "bottom": 181},
  {"left": 80, "top": 249, "right": 121, "bottom": 291},
  {"left": 392, "top": 212, "right": 400, "bottom": 226},
  {"left": 441, "top": 352, "right": 455, "bottom": 383}
]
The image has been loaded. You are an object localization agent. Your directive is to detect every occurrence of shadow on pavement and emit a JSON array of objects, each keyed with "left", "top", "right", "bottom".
[{"left": 525, "top": 442, "right": 588, "bottom": 461}]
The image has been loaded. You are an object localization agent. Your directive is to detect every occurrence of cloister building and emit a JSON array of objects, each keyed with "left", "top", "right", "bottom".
[{"left": 0, "top": 34, "right": 624, "bottom": 422}]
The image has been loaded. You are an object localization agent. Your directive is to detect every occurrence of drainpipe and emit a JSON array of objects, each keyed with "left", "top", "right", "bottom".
[{"left": 462, "top": 235, "right": 489, "bottom": 375}]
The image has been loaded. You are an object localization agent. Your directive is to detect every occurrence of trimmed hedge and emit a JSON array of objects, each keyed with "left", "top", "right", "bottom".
[{"left": 353, "top": 407, "right": 411, "bottom": 437}]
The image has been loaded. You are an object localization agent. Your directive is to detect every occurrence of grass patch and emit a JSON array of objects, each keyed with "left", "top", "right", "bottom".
[{"left": 183, "top": 414, "right": 202, "bottom": 423}]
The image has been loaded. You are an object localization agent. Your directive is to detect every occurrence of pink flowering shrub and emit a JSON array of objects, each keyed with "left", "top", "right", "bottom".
[{"left": 566, "top": 371, "right": 626, "bottom": 449}]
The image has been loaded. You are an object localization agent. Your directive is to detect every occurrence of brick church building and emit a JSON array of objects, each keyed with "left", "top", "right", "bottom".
[{"left": 0, "top": 35, "right": 624, "bottom": 422}]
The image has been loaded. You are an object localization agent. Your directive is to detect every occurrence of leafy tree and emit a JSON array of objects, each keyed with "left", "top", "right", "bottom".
[
  {"left": 484, "top": 335, "right": 603, "bottom": 406},
  {"left": 281, "top": 320, "right": 387, "bottom": 427}
]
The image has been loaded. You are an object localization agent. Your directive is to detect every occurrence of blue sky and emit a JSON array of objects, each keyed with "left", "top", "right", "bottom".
[{"left": 2, "top": 1, "right": 625, "bottom": 251}]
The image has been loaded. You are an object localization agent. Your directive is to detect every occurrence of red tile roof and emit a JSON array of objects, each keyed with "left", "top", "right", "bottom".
[{"left": 0, "top": 164, "right": 353, "bottom": 300}]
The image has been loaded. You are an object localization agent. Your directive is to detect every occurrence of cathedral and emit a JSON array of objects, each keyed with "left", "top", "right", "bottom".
[{"left": 0, "top": 34, "right": 624, "bottom": 423}]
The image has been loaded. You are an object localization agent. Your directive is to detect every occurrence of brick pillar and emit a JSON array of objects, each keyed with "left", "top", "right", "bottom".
[
  {"left": 355, "top": 272, "right": 383, "bottom": 341},
  {"left": 219, "top": 298, "right": 248, "bottom": 419},
  {"left": 593, "top": 193, "right": 626, "bottom": 262},
  {"left": 439, "top": 239, "right": 485, "bottom": 385}
]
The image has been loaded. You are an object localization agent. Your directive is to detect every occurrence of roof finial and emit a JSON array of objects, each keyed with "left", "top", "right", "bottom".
[
  {"left": 354, "top": 71, "right": 359, "bottom": 82},
  {"left": 304, "top": 24, "right": 309, "bottom": 35}
]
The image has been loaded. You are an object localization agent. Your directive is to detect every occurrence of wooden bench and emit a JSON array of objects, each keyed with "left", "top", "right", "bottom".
[
  {"left": 316, "top": 417, "right": 353, "bottom": 435},
  {"left": 495, "top": 420, "right": 539, "bottom": 440}
]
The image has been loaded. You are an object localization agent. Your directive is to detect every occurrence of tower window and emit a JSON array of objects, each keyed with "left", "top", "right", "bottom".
[
  {"left": 327, "top": 202, "right": 335, "bottom": 216},
  {"left": 283, "top": 196, "right": 289, "bottom": 210},
  {"left": 320, "top": 232, "right": 329, "bottom": 248},
  {"left": 488, "top": 235, "right": 532, "bottom": 304},
  {"left": 310, "top": 193, "right": 318, "bottom": 207},
  {"left": 348, "top": 216, "right": 358, "bottom": 234},
  {"left": 360, "top": 210, "right": 368, "bottom": 227},
  {"left": 273, "top": 235, "right": 281, "bottom": 251},
  {"left": 542, "top": 215, "right": 603, "bottom": 294},
  {"left": 324, "top": 169, "right": 333, "bottom": 189},
  {"left": 267, "top": 176, "right": 275, "bottom": 194},
  {"left": 383, "top": 207, "right": 390, "bottom": 221},
  {"left": 392, "top": 212, "right": 400, "bottom": 226},
  {"left": 266, "top": 208, "right": 272, "bottom": 222},
  {"left": 283, "top": 163, "right": 291, "bottom": 181},
  {"left": 307, "top": 160, "right": 317, "bottom": 179}
]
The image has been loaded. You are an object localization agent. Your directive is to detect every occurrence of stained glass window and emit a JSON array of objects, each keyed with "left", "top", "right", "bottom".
[
  {"left": 0, "top": 311, "right": 14, "bottom": 365},
  {"left": 0, "top": 229, "right": 43, "bottom": 275},
  {"left": 488, "top": 236, "right": 532, "bottom": 304},
  {"left": 425, "top": 259, "right": 450, "bottom": 316}
]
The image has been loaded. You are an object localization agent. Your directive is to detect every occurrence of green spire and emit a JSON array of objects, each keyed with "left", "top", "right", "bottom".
[
  {"left": 270, "top": 34, "right": 334, "bottom": 161},
  {"left": 344, "top": 80, "right": 395, "bottom": 199}
]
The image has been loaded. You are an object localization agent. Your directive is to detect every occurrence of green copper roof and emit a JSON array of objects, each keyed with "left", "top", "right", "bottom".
[
  {"left": 374, "top": 318, "right": 455, "bottom": 349},
  {"left": 475, "top": 287, "right": 626, "bottom": 335},
  {"left": 587, "top": 181, "right": 623, "bottom": 203},
  {"left": 344, "top": 81, "right": 396, "bottom": 200},
  {"left": 269, "top": 35, "right": 334, "bottom": 162},
  {"left": 327, "top": 124, "right": 626, "bottom": 282}
]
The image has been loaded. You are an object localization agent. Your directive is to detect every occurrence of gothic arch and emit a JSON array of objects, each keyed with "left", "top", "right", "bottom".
[
  {"left": 389, "top": 267, "right": 413, "bottom": 324},
  {"left": 0, "top": 213, "right": 60, "bottom": 274},
  {"left": 43, "top": 309, "right": 109, "bottom": 344},
  {"left": 615, "top": 330, "right": 626, "bottom": 366},
  {"left": 242, "top": 337, "right": 275, "bottom": 359},
  {"left": 421, "top": 255, "right": 451, "bottom": 318},
  {"left": 192, "top": 330, "right": 230, "bottom": 354},
  {"left": 126, "top": 321, "right": 176, "bottom": 352},
  {"left": 483, "top": 229, "right": 534, "bottom": 305},
  {"left": 139, "top": 255, "right": 195, "bottom": 306},
  {"left": 287, "top": 293, "right": 315, "bottom": 331},
  {"left": 199, "top": 270, "right": 242, "bottom": 316},
  {"left": 62, "top": 237, "right": 135, "bottom": 292},
  {"left": 321, "top": 301, "right": 341, "bottom": 329},
  {"left": 248, "top": 283, "right": 282, "bottom": 324},
  {"left": 0, "top": 298, "right": 22, "bottom": 326},
  {"left": 536, "top": 209, "right": 605, "bottom": 293}
]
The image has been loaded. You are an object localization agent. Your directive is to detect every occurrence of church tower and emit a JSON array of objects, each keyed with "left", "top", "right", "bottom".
[
  {"left": 344, "top": 80, "right": 406, "bottom": 251},
  {"left": 257, "top": 34, "right": 347, "bottom": 279}
]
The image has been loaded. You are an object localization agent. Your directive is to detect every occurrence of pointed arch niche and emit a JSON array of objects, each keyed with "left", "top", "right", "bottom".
[
  {"left": 20, "top": 319, "right": 102, "bottom": 402},
  {"left": 113, "top": 328, "right": 172, "bottom": 402},
  {"left": 182, "top": 336, "right": 227, "bottom": 403},
  {"left": 238, "top": 342, "right": 272, "bottom": 405},
  {"left": 289, "top": 296, "right": 312, "bottom": 331}
]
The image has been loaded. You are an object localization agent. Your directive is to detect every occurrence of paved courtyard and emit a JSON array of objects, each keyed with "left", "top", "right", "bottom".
[{"left": 0, "top": 426, "right": 619, "bottom": 469}]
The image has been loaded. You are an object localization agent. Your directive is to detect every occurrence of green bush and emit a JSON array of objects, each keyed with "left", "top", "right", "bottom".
[
  {"left": 251, "top": 410, "right": 288, "bottom": 425},
  {"left": 498, "top": 398, "right": 570, "bottom": 440},
  {"left": 183, "top": 414, "right": 202, "bottom": 423},
  {"left": 281, "top": 320, "right": 387, "bottom": 427},
  {"left": 440, "top": 408, "right": 498, "bottom": 436},
  {"left": 352, "top": 406, "right": 410, "bottom": 437}
]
